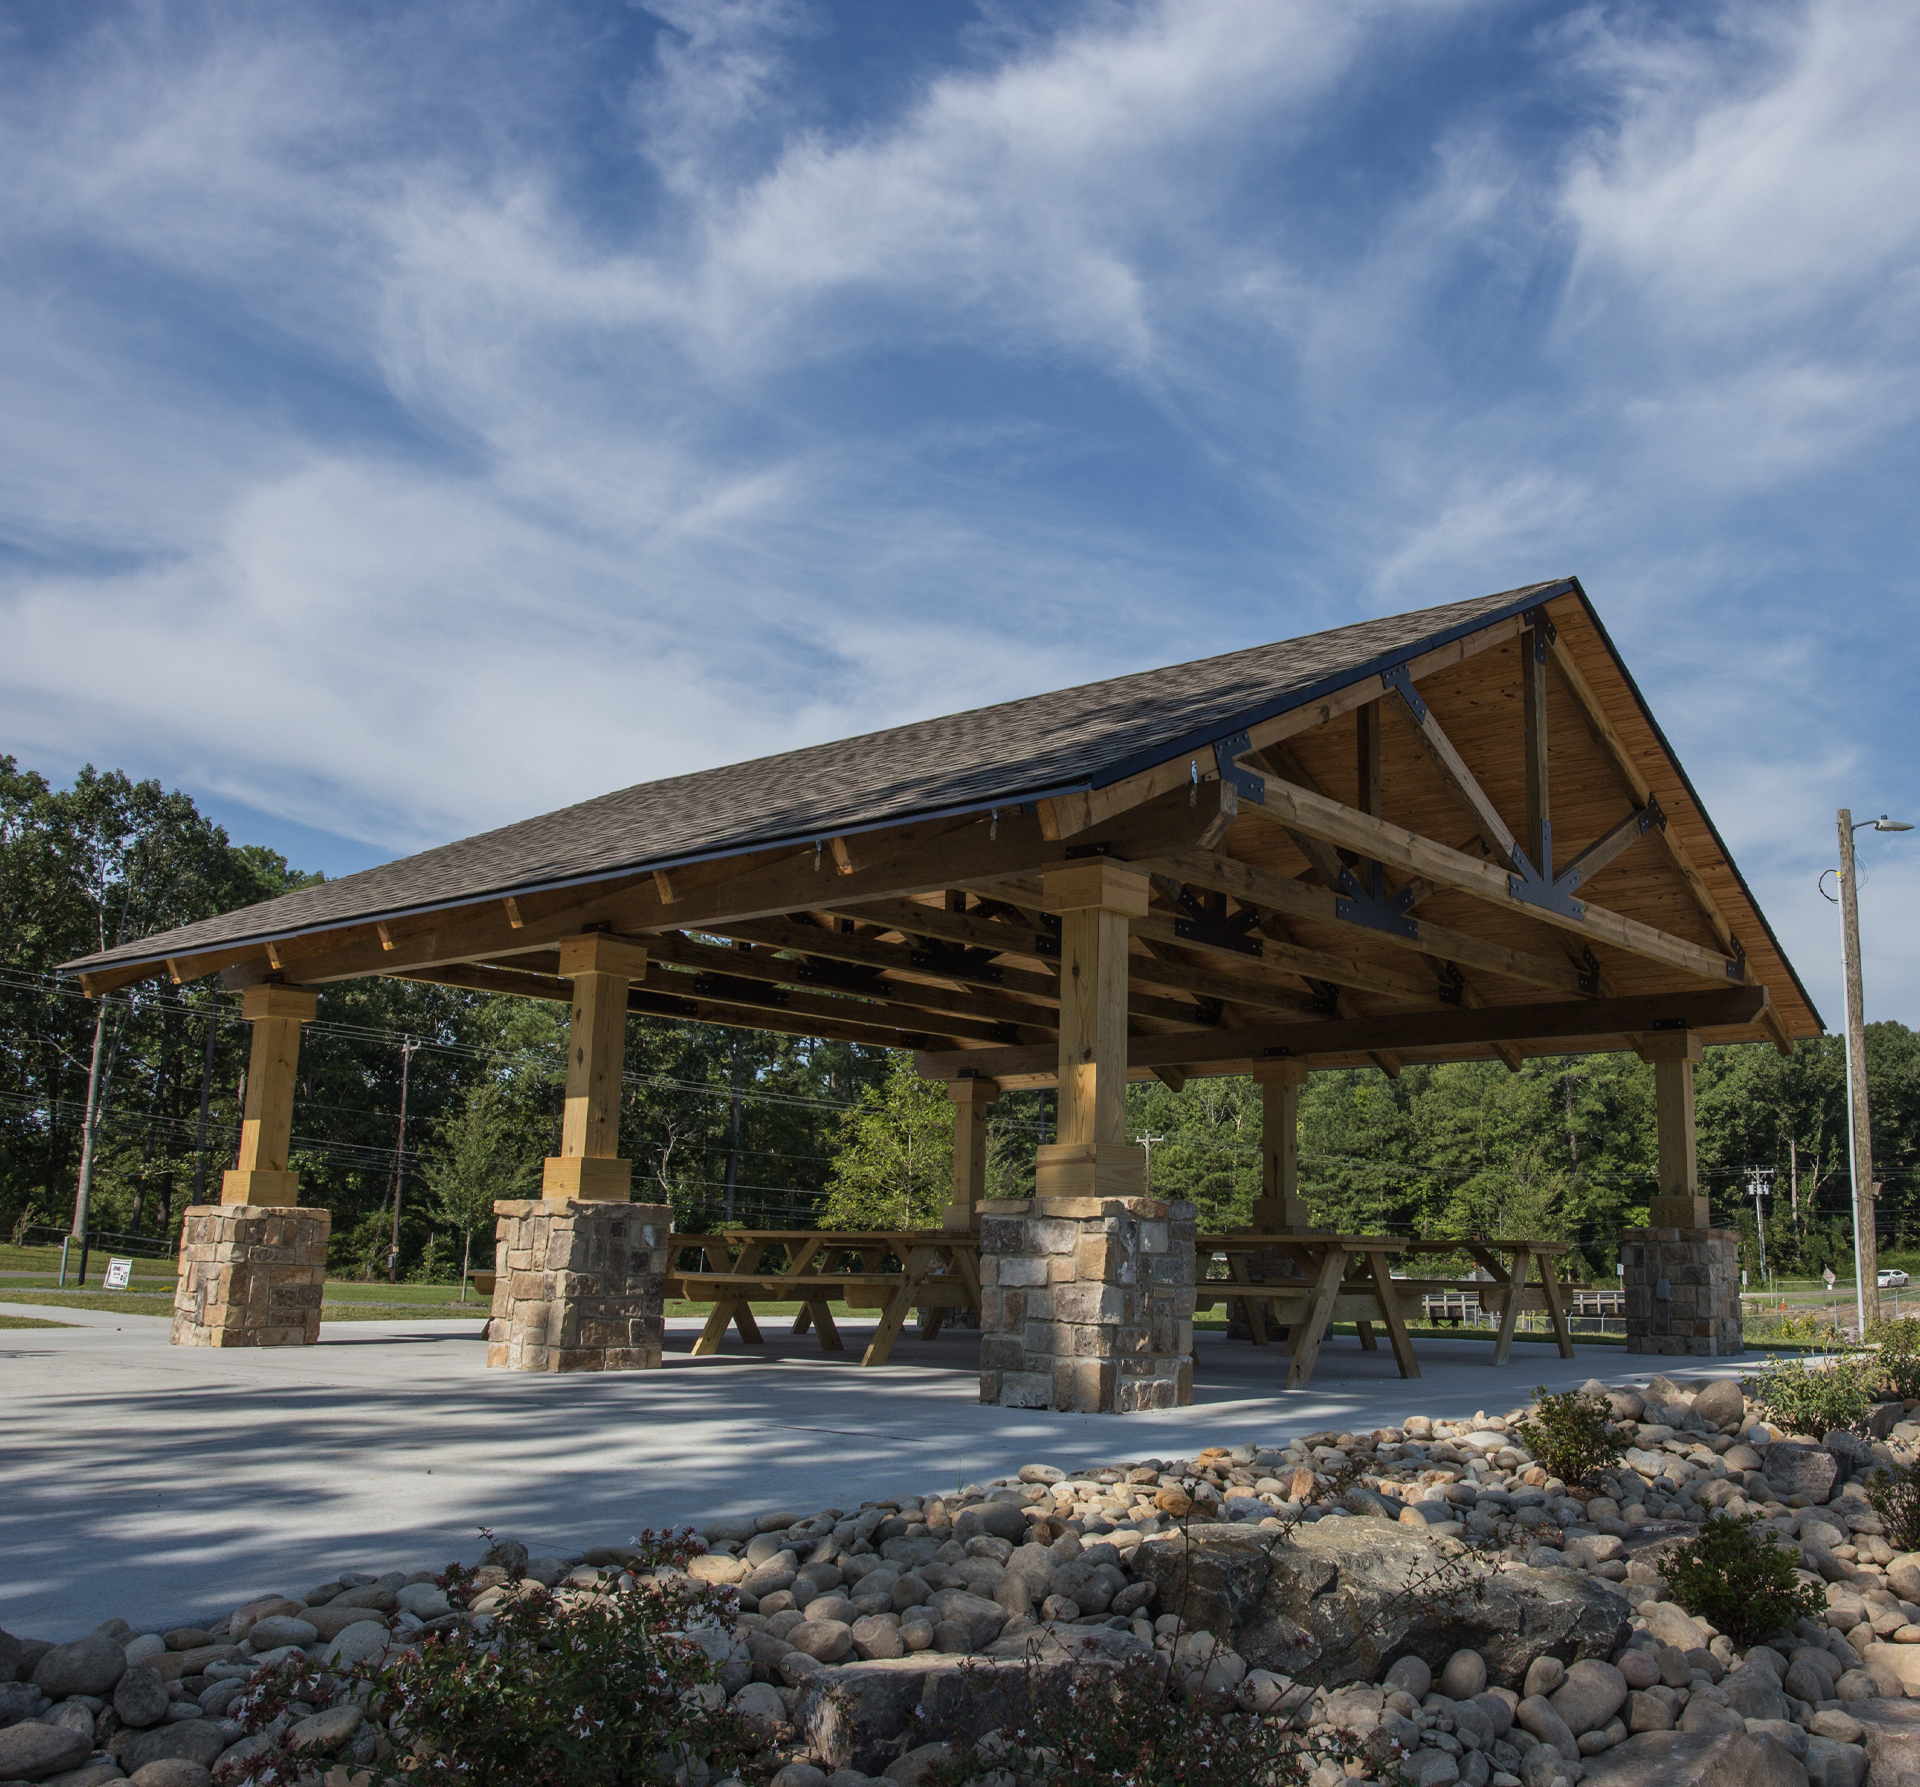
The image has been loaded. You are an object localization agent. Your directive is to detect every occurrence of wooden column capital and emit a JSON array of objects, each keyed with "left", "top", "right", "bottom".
[
  {"left": 557, "top": 933, "right": 650, "bottom": 982},
  {"left": 1041, "top": 859, "right": 1150, "bottom": 917},
  {"left": 1250, "top": 1059, "right": 1310, "bottom": 1087},
  {"left": 948, "top": 1076, "right": 1002, "bottom": 1108},
  {"left": 239, "top": 984, "right": 318, "bottom": 1023}
]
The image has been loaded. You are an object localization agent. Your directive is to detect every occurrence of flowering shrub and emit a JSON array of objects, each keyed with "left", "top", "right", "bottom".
[{"left": 216, "top": 1531, "right": 755, "bottom": 1787}]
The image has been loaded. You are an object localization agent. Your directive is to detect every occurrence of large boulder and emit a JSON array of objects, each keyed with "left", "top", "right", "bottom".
[
  {"left": 1577, "top": 1728, "right": 1807, "bottom": 1786},
  {"left": 0, "top": 1720, "right": 92, "bottom": 1781},
  {"left": 1129, "top": 1521, "right": 1629, "bottom": 1687},
  {"left": 1691, "top": 1379, "right": 1747, "bottom": 1430},
  {"left": 790, "top": 1656, "right": 1007, "bottom": 1774},
  {"left": 1764, "top": 1443, "right": 1839, "bottom": 1504},
  {"left": 115, "top": 1719, "right": 230, "bottom": 1772},
  {"left": 31, "top": 1635, "right": 127, "bottom": 1699}
]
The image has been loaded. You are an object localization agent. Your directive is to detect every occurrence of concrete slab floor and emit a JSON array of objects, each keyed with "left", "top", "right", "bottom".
[{"left": 0, "top": 1302, "right": 1770, "bottom": 1641}]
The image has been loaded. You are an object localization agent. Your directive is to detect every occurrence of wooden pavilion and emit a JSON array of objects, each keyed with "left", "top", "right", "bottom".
[{"left": 64, "top": 578, "right": 1820, "bottom": 1406}]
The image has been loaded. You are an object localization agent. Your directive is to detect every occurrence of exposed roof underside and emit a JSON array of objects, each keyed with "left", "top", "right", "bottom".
[{"left": 64, "top": 578, "right": 1821, "bottom": 1075}]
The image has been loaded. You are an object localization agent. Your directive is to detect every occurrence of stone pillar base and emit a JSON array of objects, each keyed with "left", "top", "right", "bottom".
[
  {"left": 488, "top": 1199, "right": 670, "bottom": 1372},
  {"left": 1622, "top": 1225, "right": 1743, "bottom": 1355},
  {"left": 172, "top": 1204, "right": 329, "bottom": 1347},
  {"left": 977, "top": 1194, "right": 1196, "bottom": 1412}
]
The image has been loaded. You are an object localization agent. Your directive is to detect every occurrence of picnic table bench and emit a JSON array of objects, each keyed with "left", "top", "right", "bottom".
[
  {"left": 1195, "top": 1232, "right": 1577, "bottom": 1389},
  {"left": 668, "top": 1229, "right": 980, "bottom": 1367}
]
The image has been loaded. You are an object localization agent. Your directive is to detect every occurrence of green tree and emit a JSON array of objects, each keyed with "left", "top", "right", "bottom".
[
  {"left": 420, "top": 1084, "right": 537, "bottom": 1297},
  {"left": 820, "top": 1057, "right": 952, "bottom": 1228}
]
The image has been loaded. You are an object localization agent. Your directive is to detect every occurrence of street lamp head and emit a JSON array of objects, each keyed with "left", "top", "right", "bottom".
[{"left": 1874, "top": 817, "right": 1915, "bottom": 832}]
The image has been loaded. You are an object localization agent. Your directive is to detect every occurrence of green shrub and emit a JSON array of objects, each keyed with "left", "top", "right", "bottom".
[
  {"left": 1513, "top": 1386, "right": 1625, "bottom": 1487},
  {"left": 1868, "top": 1318, "right": 1920, "bottom": 1401},
  {"left": 1868, "top": 1462, "right": 1920, "bottom": 1554},
  {"left": 1663, "top": 1512, "right": 1824, "bottom": 1647},
  {"left": 925, "top": 1653, "right": 1353, "bottom": 1787},
  {"left": 220, "top": 1533, "right": 753, "bottom": 1787},
  {"left": 1747, "top": 1354, "right": 1878, "bottom": 1436}
]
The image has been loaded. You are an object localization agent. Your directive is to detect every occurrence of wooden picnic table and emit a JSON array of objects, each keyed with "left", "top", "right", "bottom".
[
  {"left": 669, "top": 1229, "right": 980, "bottom": 1368},
  {"left": 1195, "top": 1232, "right": 1578, "bottom": 1389}
]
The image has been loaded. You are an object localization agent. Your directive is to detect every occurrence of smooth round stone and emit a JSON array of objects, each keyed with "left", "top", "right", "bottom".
[
  {"left": 123, "top": 1634, "right": 168, "bottom": 1666},
  {"left": 850, "top": 1616, "right": 904, "bottom": 1660},
  {"left": 1616, "top": 1650, "right": 1660, "bottom": 1689},
  {"left": 114, "top": 1664, "right": 173, "bottom": 1730},
  {"left": 31, "top": 1636, "right": 128, "bottom": 1699},
  {"left": 129, "top": 1763, "right": 213, "bottom": 1787},
  {"left": 322, "top": 1623, "right": 390, "bottom": 1668},
  {"left": 789, "top": 1620, "right": 854, "bottom": 1663},
  {"left": 1549, "top": 1660, "right": 1627, "bottom": 1736},
  {"left": 246, "top": 1616, "right": 319, "bottom": 1650},
  {"left": 1522, "top": 1655, "right": 1566, "bottom": 1699},
  {"left": 1385, "top": 1655, "right": 1433, "bottom": 1698},
  {"left": 1439, "top": 1650, "right": 1488, "bottom": 1700}
]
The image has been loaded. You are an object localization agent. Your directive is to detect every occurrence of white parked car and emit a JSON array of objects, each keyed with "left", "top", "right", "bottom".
[{"left": 1879, "top": 1268, "right": 1910, "bottom": 1288}]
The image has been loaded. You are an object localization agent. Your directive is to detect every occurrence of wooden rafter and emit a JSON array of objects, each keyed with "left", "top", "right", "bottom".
[
  {"left": 1230, "top": 772, "right": 1746, "bottom": 985},
  {"left": 1138, "top": 848, "right": 1594, "bottom": 998},
  {"left": 915, "top": 984, "right": 1771, "bottom": 1083}
]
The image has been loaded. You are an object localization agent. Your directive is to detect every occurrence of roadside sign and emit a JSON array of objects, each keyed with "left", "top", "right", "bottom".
[
  {"left": 1823, "top": 1265, "right": 1837, "bottom": 1288},
  {"left": 103, "top": 1257, "right": 133, "bottom": 1290}
]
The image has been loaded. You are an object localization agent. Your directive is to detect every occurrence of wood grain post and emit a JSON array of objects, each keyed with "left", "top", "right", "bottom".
[
  {"left": 945, "top": 1076, "right": 1000, "bottom": 1231},
  {"left": 1033, "top": 859, "right": 1149, "bottom": 1199},
  {"left": 1646, "top": 1030, "right": 1707, "bottom": 1228},
  {"left": 1251, "top": 1059, "right": 1310, "bottom": 1230},
  {"left": 221, "top": 984, "right": 319, "bottom": 1207},
  {"left": 540, "top": 933, "right": 649, "bottom": 1202}
]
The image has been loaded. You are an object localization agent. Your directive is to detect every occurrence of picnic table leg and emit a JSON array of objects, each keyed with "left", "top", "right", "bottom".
[
  {"left": 733, "top": 1304, "right": 765, "bottom": 1346},
  {"left": 1367, "top": 1253, "right": 1421, "bottom": 1380},
  {"left": 691, "top": 1303, "right": 736, "bottom": 1357},
  {"left": 863, "top": 1284, "right": 918, "bottom": 1366},
  {"left": 1491, "top": 1256, "right": 1526, "bottom": 1366},
  {"left": 1537, "top": 1252, "right": 1575, "bottom": 1358},
  {"left": 1355, "top": 1319, "right": 1378, "bottom": 1351},
  {"left": 1286, "top": 1249, "right": 1350, "bottom": 1391},
  {"left": 1245, "top": 1293, "right": 1270, "bottom": 1347},
  {"left": 807, "top": 1299, "right": 844, "bottom": 1352},
  {"left": 920, "top": 1307, "right": 946, "bottom": 1341},
  {"left": 791, "top": 1307, "right": 813, "bottom": 1335}
]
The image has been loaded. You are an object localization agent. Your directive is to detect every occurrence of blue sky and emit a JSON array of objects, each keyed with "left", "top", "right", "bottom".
[{"left": 1, "top": 0, "right": 1915, "bottom": 1027}]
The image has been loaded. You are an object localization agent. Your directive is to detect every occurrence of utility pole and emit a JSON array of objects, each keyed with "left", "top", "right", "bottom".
[
  {"left": 1138, "top": 1132, "right": 1167, "bottom": 1195},
  {"left": 1836, "top": 809, "right": 1914, "bottom": 1333},
  {"left": 189, "top": 1000, "right": 218, "bottom": 1205},
  {"left": 1748, "top": 1167, "right": 1771, "bottom": 1286},
  {"left": 388, "top": 1038, "right": 416, "bottom": 1282},
  {"left": 722, "top": 1038, "right": 744, "bottom": 1224}
]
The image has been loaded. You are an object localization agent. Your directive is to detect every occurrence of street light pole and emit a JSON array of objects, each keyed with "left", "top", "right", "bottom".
[{"left": 1837, "top": 809, "right": 1913, "bottom": 1335}]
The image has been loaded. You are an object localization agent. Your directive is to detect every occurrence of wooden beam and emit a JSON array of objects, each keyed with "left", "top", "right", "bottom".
[
  {"left": 78, "top": 962, "right": 167, "bottom": 997},
  {"left": 1356, "top": 700, "right": 1382, "bottom": 823},
  {"left": 915, "top": 983, "right": 1769, "bottom": 1082},
  {"left": 207, "top": 785, "right": 1236, "bottom": 994},
  {"left": 1382, "top": 680, "right": 1521, "bottom": 872},
  {"left": 1131, "top": 909, "right": 1440, "bottom": 1004},
  {"left": 1522, "top": 613, "right": 1551, "bottom": 878},
  {"left": 1554, "top": 803, "right": 1662, "bottom": 897},
  {"left": 1235, "top": 776, "right": 1746, "bottom": 984},
  {"left": 1141, "top": 848, "right": 1594, "bottom": 997}
]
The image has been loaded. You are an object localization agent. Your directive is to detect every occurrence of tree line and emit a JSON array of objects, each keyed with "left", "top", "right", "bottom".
[{"left": 3, "top": 756, "right": 1916, "bottom": 1282}]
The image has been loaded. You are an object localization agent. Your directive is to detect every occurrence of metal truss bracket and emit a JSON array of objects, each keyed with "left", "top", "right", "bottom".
[
  {"left": 1334, "top": 861, "right": 1421, "bottom": 939},
  {"left": 1378, "top": 662, "right": 1427, "bottom": 723},
  {"left": 1522, "top": 606, "right": 1559, "bottom": 658},
  {"left": 1507, "top": 826, "right": 1587, "bottom": 920},
  {"left": 793, "top": 959, "right": 884, "bottom": 994},
  {"left": 1210, "top": 730, "right": 1266, "bottom": 805},
  {"left": 1172, "top": 887, "right": 1263, "bottom": 956},
  {"left": 1576, "top": 946, "right": 1603, "bottom": 997},
  {"left": 1435, "top": 961, "right": 1466, "bottom": 1006},
  {"left": 1726, "top": 936, "right": 1747, "bottom": 982}
]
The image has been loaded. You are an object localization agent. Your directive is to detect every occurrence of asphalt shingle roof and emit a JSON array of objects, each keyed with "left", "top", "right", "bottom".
[{"left": 66, "top": 580, "right": 1571, "bottom": 970}]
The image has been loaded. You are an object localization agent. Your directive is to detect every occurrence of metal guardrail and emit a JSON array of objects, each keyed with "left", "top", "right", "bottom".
[{"left": 17, "top": 1224, "right": 175, "bottom": 1260}]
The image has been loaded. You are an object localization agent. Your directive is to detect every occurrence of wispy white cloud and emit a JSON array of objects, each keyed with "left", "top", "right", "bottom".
[{"left": 0, "top": 0, "right": 1915, "bottom": 1021}]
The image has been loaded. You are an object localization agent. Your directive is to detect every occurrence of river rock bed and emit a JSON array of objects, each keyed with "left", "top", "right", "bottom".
[{"left": 6, "top": 1372, "right": 1920, "bottom": 1787}]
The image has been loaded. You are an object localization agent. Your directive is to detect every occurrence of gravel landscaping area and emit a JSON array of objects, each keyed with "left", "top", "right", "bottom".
[{"left": 7, "top": 1368, "right": 1920, "bottom": 1786}]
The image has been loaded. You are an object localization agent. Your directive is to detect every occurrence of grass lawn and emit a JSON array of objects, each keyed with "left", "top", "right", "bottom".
[{"left": 0, "top": 1313, "right": 79, "bottom": 1328}]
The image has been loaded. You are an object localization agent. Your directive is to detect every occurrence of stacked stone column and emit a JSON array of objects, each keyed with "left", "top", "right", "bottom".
[
  {"left": 1622, "top": 1030, "right": 1741, "bottom": 1354},
  {"left": 978, "top": 859, "right": 1197, "bottom": 1412},
  {"left": 172, "top": 983, "right": 331, "bottom": 1349},
  {"left": 487, "top": 933, "right": 671, "bottom": 1373}
]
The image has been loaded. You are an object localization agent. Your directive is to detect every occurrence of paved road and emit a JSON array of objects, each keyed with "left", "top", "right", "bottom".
[{"left": 0, "top": 1304, "right": 1765, "bottom": 1641}]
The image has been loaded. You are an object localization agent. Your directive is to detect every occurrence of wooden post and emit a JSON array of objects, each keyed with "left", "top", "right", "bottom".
[
  {"left": 221, "top": 984, "right": 319, "bottom": 1206},
  {"left": 1251, "top": 1060, "right": 1309, "bottom": 1229},
  {"left": 541, "top": 933, "right": 649, "bottom": 1201},
  {"left": 1033, "top": 859, "right": 1149, "bottom": 1199},
  {"left": 1645, "top": 1030, "right": 1706, "bottom": 1227},
  {"left": 945, "top": 1076, "right": 1000, "bottom": 1230}
]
